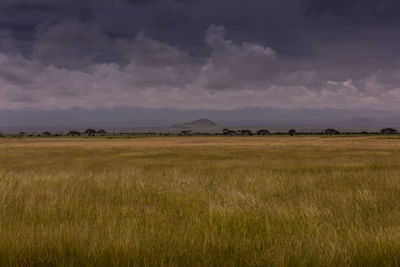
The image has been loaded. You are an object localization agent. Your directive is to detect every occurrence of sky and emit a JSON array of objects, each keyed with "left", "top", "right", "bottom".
[{"left": 1, "top": 0, "right": 400, "bottom": 112}]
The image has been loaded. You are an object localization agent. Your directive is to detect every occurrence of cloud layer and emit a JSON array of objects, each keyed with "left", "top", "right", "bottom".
[
  {"left": 1, "top": 22, "right": 400, "bottom": 110},
  {"left": 1, "top": 0, "right": 400, "bottom": 110}
]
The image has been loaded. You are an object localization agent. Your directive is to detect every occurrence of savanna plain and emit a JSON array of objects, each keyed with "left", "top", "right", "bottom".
[{"left": 1, "top": 136, "right": 400, "bottom": 266}]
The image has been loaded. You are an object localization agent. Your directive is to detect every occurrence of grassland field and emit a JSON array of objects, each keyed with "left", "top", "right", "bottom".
[{"left": 1, "top": 136, "right": 400, "bottom": 266}]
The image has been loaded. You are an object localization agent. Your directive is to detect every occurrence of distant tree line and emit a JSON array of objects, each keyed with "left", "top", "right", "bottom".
[
  {"left": 67, "top": 129, "right": 107, "bottom": 136},
  {"left": 1, "top": 127, "right": 400, "bottom": 137},
  {"left": 221, "top": 128, "right": 400, "bottom": 136},
  {"left": 222, "top": 128, "right": 285, "bottom": 136},
  {"left": 380, "top": 128, "right": 398, "bottom": 134}
]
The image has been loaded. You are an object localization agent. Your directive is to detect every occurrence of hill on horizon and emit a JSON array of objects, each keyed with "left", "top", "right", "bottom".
[{"left": 2, "top": 107, "right": 400, "bottom": 132}]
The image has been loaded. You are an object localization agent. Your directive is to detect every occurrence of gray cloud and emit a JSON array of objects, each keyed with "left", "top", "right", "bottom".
[
  {"left": 1, "top": 23, "right": 400, "bottom": 111},
  {"left": 1, "top": 1, "right": 400, "bottom": 111},
  {"left": 123, "top": 0, "right": 158, "bottom": 4},
  {"left": 32, "top": 22, "right": 116, "bottom": 68},
  {"left": 305, "top": 0, "right": 400, "bottom": 18}
]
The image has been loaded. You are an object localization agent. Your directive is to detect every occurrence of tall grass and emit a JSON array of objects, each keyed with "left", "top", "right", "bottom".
[{"left": 1, "top": 136, "right": 400, "bottom": 266}]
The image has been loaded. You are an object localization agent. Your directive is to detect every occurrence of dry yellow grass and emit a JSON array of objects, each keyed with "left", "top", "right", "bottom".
[{"left": 1, "top": 136, "right": 400, "bottom": 266}]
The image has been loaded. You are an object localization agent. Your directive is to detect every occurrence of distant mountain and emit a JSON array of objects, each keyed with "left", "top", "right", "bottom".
[
  {"left": 173, "top": 119, "right": 218, "bottom": 128},
  {"left": 2, "top": 107, "right": 400, "bottom": 132}
]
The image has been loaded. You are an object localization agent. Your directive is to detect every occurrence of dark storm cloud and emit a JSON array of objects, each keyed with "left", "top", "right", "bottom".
[
  {"left": 123, "top": 0, "right": 158, "bottom": 4},
  {"left": 1, "top": 0, "right": 400, "bottom": 110},
  {"left": 306, "top": 0, "right": 400, "bottom": 18}
]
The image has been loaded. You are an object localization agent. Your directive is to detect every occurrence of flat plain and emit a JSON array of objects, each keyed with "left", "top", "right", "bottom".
[{"left": 1, "top": 136, "right": 400, "bottom": 266}]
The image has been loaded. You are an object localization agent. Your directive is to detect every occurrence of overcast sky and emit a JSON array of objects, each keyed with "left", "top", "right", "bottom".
[{"left": 1, "top": 0, "right": 400, "bottom": 110}]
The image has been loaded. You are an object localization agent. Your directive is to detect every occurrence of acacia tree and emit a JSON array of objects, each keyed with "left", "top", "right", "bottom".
[
  {"left": 222, "top": 128, "right": 237, "bottom": 136},
  {"left": 380, "top": 128, "right": 398, "bottom": 134},
  {"left": 288, "top": 129, "right": 296, "bottom": 136},
  {"left": 84, "top": 129, "right": 97, "bottom": 136},
  {"left": 97, "top": 129, "right": 107, "bottom": 136},
  {"left": 324, "top": 129, "right": 340, "bottom": 135},
  {"left": 238, "top": 129, "right": 252, "bottom": 136},
  {"left": 256, "top": 129, "right": 270, "bottom": 135},
  {"left": 67, "top": 130, "right": 81, "bottom": 136},
  {"left": 181, "top": 130, "right": 192, "bottom": 136},
  {"left": 42, "top": 131, "right": 52, "bottom": 137}
]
